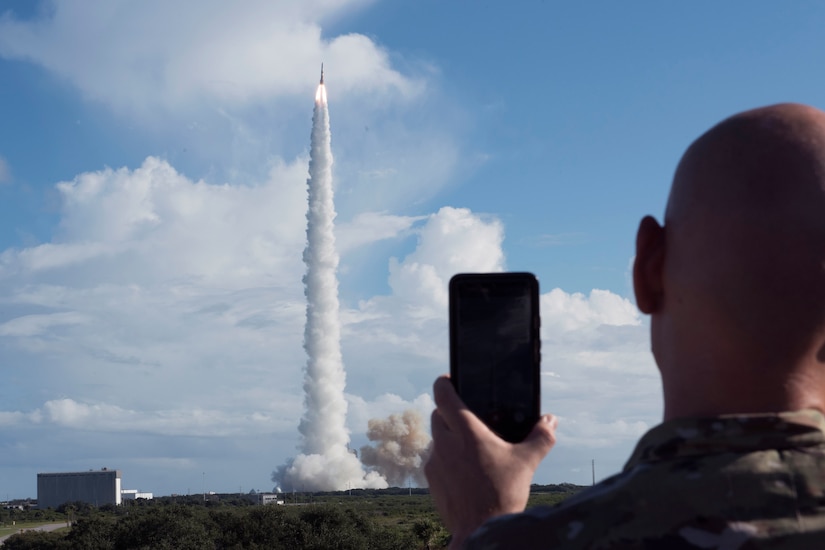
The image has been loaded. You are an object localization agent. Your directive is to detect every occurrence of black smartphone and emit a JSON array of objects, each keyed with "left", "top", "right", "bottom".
[{"left": 449, "top": 272, "right": 541, "bottom": 443}]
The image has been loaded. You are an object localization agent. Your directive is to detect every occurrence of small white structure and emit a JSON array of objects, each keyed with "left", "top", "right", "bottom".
[
  {"left": 121, "top": 489, "right": 153, "bottom": 501},
  {"left": 249, "top": 493, "right": 284, "bottom": 505}
]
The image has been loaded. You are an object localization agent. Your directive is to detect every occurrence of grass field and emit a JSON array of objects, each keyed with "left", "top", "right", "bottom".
[{"left": 0, "top": 521, "right": 67, "bottom": 538}]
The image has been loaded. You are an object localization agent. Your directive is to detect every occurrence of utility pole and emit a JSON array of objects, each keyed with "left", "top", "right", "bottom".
[{"left": 591, "top": 459, "right": 595, "bottom": 486}]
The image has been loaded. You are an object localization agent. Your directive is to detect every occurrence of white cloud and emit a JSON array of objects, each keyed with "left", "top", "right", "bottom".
[
  {"left": 541, "top": 288, "right": 640, "bottom": 335},
  {"left": 387, "top": 206, "right": 505, "bottom": 310},
  {"left": 0, "top": 1, "right": 666, "bottom": 496},
  {"left": 340, "top": 207, "right": 660, "bottom": 455},
  {"left": 340, "top": 206, "right": 506, "bottom": 400},
  {"left": 335, "top": 212, "right": 425, "bottom": 254},
  {"left": 2, "top": 156, "right": 308, "bottom": 285},
  {"left": 0, "top": 1, "right": 418, "bottom": 114},
  {"left": 0, "top": 398, "right": 294, "bottom": 437},
  {"left": 0, "top": 154, "right": 660, "bottom": 493},
  {"left": 39, "top": 398, "right": 291, "bottom": 437},
  {"left": 9, "top": 242, "right": 117, "bottom": 273},
  {"left": 0, "top": 1, "right": 467, "bottom": 217},
  {"left": 0, "top": 410, "right": 35, "bottom": 426},
  {"left": 0, "top": 311, "right": 88, "bottom": 337},
  {"left": 557, "top": 414, "right": 650, "bottom": 449},
  {"left": 0, "top": 156, "right": 310, "bottom": 417},
  {"left": 337, "top": 207, "right": 655, "bottom": 404}
]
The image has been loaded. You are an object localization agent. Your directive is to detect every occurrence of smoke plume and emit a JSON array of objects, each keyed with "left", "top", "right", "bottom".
[
  {"left": 360, "top": 410, "right": 432, "bottom": 487},
  {"left": 273, "top": 74, "right": 387, "bottom": 492}
]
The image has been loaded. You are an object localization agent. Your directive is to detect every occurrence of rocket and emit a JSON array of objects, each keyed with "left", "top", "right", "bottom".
[{"left": 320, "top": 63, "right": 324, "bottom": 85}]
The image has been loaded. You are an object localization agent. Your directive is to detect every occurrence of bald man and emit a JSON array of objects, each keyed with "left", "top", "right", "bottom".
[{"left": 425, "top": 103, "right": 825, "bottom": 549}]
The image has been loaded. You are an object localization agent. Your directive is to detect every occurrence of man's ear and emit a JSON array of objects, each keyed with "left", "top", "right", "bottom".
[{"left": 633, "top": 216, "right": 665, "bottom": 314}]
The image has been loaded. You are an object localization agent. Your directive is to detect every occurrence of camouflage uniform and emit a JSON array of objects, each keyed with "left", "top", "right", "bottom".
[{"left": 464, "top": 410, "right": 825, "bottom": 549}]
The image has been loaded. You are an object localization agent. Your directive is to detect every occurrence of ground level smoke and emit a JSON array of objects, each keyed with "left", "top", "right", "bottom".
[
  {"left": 273, "top": 448, "right": 386, "bottom": 492},
  {"left": 360, "top": 409, "right": 432, "bottom": 487}
]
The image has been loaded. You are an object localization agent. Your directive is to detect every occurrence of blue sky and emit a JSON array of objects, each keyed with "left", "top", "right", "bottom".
[{"left": 1, "top": 1, "right": 825, "bottom": 499}]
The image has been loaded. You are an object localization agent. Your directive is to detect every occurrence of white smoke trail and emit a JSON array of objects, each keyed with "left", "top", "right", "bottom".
[
  {"left": 273, "top": 73, "right": 387, "bottom": 492},
  {"left": 360, "top": 410, "right": 432, "bottom": 487}
]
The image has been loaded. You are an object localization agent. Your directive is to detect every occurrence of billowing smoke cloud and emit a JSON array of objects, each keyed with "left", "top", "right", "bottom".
[
  {"left": 273, "top": 76, "right": 387, "bottom": 492},
  {"left": 359, "top": 409, "right": 431, "bottom": 487}
]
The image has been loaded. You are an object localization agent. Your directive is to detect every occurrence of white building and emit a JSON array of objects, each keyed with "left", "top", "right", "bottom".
[
  {"left": 248, "top": 493, "right": 284, "bottom": 505},
  {"left": 121, "top": 489, "right": 153, "bottom": 501}
]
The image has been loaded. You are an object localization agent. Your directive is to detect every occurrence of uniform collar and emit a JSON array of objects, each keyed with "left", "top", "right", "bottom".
[{"left": 624, "top": 409, "right": 825, "bottom": 470}]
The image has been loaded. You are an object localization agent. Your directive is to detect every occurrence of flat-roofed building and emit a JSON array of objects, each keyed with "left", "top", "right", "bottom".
[
  {"left": 121, "top": 489, "right": 153, "bottom": 501},
  {"left": 37, "top": 469, "right": 122, "bottom": 509},
  {"left": 247, "top": 493, "right": 284, "bottom": 505}
]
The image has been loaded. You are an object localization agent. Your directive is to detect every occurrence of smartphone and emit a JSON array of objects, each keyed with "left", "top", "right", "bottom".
[{"left": 449, "top": 272, "right": 541, "bottom": 443}]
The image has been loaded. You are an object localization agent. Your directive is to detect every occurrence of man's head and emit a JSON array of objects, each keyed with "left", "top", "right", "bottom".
[{"left": 634, "top": 103, "right": 825, "bottom": 419}]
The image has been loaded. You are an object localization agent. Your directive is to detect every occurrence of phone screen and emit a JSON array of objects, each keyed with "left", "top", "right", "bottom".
[{"left": 449, "top": 273, "right": 540, "bottom": 443}]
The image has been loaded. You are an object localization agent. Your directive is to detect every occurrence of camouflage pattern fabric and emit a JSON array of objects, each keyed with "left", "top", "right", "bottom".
[{"left": 464, "top": 410, "right": 825, "bottom": 549}]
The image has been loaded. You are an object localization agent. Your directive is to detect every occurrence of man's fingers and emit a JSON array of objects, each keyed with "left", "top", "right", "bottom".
[
  {"left": 432, "top": 375, "right": 496, "bottom": 444},
  {"left": 430, "top": 408, "right": 450, "bottom": 439},
  {"left": 432, "top": 375, "right": 459, "bottom": 407},
  {"left": 517, "top": 414, "right": 558, "bottom": 465},
  {"left": 432, "top": 375, "right": 469, "bottom": 428}
]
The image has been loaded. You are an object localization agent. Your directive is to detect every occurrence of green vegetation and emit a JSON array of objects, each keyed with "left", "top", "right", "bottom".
[
  {"left": 528, "top": 482, "right": 588, "bottom": 507},
  {"left": 1, "top": 484, "right": 584, "bottom": 549}
]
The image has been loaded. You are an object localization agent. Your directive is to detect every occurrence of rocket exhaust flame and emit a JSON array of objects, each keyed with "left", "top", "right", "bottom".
[{"left": 315, "top": 83, "right": 326, "bottom": 104}]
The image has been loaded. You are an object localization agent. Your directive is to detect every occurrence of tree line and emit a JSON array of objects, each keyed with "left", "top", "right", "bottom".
[
  {"left": 2, "top": 483, "right": 582, "bottom": 549},
  {"left": 3, "top": 500, "right": 449, "bottom": 549}
]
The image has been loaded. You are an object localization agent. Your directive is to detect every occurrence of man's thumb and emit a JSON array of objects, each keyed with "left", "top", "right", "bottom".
[{"left": 520, "top": 414, "right": 557, "bottom": 462}]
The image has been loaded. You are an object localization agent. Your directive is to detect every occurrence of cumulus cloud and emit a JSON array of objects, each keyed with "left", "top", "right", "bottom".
[
  {"left": 339, "top": 206, "right": 660, "bottom": 481},
  {"left": 0, "top": 1, "right": 466, "bottom": 216},
  {"left": 0, "top": 156, "right": 659, "bottom": 492},
  {"left": 387, "top": 206, "right": 505, "bottom": 310},
  {"left": 2, "top": 156, "right": 307, "bottom": 284},
  {"left": 0, "top": 158, "right": 515, "bottom": 492},
  {"left": 341, "top": 206, "right": 506, "bottom": 397},
  {"left": 36, "top": 398, "right": 290, "bottom": 436},
  {"left": 557, "top": 415, "right": 650, "bottom": 449},
  {"left": 335, "top": 212, "right": 425, "bottom": 254},
  {"left": 0, "top": 1, "right": 664, "bottom": 496},
  {"left": 340, "top": 207, "right": 659, "bottom": 460},
  {"left": 541, "top": 288, "right": 640, "bottom": 335},
  {"left": 0, "top": 168, "right": 656, "bottom": 492},
  {"left": 0, "top": 0, "right": 419, "bottom": 114},
  {"left": 540, "top": 289, "right": 655, "bottom": 413},
  {"left": 0, "top": 156, "right": 312, "bottom": 416}
]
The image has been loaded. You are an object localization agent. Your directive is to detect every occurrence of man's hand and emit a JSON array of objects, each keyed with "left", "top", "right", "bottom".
[{"left": 424, "top": 375, "right": 557, "bottom": 549}]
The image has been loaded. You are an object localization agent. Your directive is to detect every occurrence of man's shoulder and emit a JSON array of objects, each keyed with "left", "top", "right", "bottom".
[
  {"left": 466, "top": 457, "right": 825, "bottom": 549},
  {"left": 464, "top": 411, "right": 825, "bottom": 549},
  {"left": 462, "top": 463, "right": 677, "bottom": 549}
]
